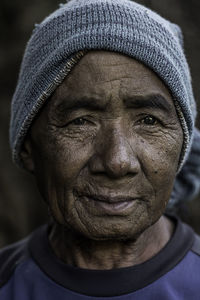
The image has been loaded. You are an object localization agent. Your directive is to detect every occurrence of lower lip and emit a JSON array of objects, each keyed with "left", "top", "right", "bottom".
[{"left": 82, "top": 196, "right": 137, "bottom": 215}]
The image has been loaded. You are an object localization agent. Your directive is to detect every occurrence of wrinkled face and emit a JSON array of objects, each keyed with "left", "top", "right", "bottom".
[{"left": 24, "top": 51, "right": 183, "bottom": 240}]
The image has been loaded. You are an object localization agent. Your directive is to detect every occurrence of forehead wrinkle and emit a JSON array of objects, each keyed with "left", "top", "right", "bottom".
[
  {"left": 50, "top": 51, "right": 175, "bottom": 116},
  {"left": 79, "top": 52, "right": 135, "bottom": 78},
  {"left": 93, "top": 73, "right": 138, "bottom": 84},
  {"left": 84, "top": 50, "right": 142, "bottom": 66}
]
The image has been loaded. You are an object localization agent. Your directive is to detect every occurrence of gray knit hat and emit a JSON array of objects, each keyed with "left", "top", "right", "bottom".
[{"left": 10, "top": 0, "right": 196, "bottom": 170}]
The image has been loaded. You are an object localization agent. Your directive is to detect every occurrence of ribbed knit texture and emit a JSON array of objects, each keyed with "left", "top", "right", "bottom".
[{"left": 10, "top": 0, "right": 196, "bottom": 170}]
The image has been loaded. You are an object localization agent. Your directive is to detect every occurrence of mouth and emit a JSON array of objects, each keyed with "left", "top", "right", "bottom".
[{"left": 75, "top": 193, "right": 140, "bottom": 215}]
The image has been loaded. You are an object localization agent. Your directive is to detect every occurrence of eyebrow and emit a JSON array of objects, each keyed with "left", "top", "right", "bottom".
[
  {"left": 123, "top": 94, "right": 173, "bottom": 113},
  {"left": 54, "top": 93, "right": 173, "bottom": 115},
  {"left": 54, "top": 96, "right": 107, "bottom": 113}
]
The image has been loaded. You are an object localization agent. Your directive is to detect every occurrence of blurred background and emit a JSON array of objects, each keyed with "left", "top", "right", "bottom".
[{"left": 1, "top": 0, "right": 200, "bottom": 248}]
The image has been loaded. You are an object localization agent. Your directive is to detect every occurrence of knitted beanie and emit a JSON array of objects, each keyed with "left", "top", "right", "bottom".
[{"left": 10, "top": 0, "right": 196, "bottom": 170}]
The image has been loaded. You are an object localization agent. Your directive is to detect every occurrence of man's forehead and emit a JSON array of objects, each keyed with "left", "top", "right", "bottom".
[
  {"left": 52, "top": 51, "right": 173, "bottom": 107},
  {"left": 78, "top": 50, "right": 134, "bottom": 67},
  {"left": 66, "top": 51, "right": 158, "bottom": 82}
]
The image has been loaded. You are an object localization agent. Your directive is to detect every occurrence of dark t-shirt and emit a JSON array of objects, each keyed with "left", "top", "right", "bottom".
[{"left": 0, "top": 215, "right": 200, "bottom": 299}]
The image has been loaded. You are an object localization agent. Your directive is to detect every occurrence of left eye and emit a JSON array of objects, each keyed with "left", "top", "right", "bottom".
[
  {"left": 70, "top": 118, "right": 88, "bottom": 126},
  {"left": 142, "top": 116, "right": 158, "bottom": 125}
]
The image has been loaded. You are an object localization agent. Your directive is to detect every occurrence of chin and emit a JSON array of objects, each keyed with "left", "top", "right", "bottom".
[{"left": 69, "top": 217, "right": 151, "bottom": 242}]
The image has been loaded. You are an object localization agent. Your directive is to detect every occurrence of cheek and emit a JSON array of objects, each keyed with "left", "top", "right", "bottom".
[
  {"left": 32, "top": 133, "right": 95, "bottom": 226},
  {"left": 52, "top": 137, "right": 94, "bottom": 181},
  {"left": 36, "top": 128, "right": 94, "bottom": 180},
  {"left": 140, "top": 132, "right": 183, "bottom": 203}
]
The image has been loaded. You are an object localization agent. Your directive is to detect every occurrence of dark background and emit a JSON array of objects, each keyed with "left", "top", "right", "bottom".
[{"left": 1, "top": 0, "right": 200, "bottom": 248}]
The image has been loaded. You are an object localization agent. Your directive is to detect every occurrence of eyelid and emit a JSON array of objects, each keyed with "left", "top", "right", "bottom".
[
  {"left": 136, "top": 114, "right": 163, "bottom": 126},
  {"left": 138, "top": 113, "right": 159, "bottom": 120},
  {"left": 66, "top": 115, "right": 97, "bottom": 127},
  {"left": 69, "top": 117, "right": 90, "bottom": 125}
]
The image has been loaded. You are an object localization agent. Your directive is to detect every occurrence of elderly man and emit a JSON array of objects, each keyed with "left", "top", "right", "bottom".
[{"left": 1, "top": 0, "right": 200, "bottom": 299}]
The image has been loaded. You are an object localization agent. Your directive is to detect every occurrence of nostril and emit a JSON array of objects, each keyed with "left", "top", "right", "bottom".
[
  {"left": 89, "top": 148, "right": 139, "bottom": 179},
  {"left": 103, "top": 155, "right": 132, "bottom": 178},
  {"left": 89, "top": 129, "right": 140, "bottom": 178}
]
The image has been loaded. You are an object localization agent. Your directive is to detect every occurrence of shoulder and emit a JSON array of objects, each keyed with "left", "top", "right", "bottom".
[
  {"left": 0, "top": 234, "right": 31, "bottom": 288},
  {"left": 191, "top": 232, "right": 200, "bottom": 256}
]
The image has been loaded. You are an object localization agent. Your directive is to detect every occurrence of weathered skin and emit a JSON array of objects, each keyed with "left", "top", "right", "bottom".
[{"left": 22, "top": 51, "right": 183, "bottom": 270}]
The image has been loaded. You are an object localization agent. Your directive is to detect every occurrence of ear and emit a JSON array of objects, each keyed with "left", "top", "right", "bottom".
[{"left": 20, "top": 138, "right": 35, "bottom": 173}]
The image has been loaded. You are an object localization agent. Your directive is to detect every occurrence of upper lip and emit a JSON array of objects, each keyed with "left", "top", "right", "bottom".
[{"left": 77, "top": 194, "right": 139, "bottom": 203}]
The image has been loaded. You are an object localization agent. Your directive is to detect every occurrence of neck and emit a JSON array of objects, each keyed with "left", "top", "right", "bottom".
[{"left": 49, "top": 215, "right": 174, "bottom": 270}]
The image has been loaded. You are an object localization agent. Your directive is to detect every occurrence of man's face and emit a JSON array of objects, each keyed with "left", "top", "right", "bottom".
[{"left": 26, "top": 51, "right": 183, "bottom": 241}]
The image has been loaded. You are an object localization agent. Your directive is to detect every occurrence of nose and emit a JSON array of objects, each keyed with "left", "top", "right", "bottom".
[{"left": 89, "top": 127, "right": 140, "bottom": 178}]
